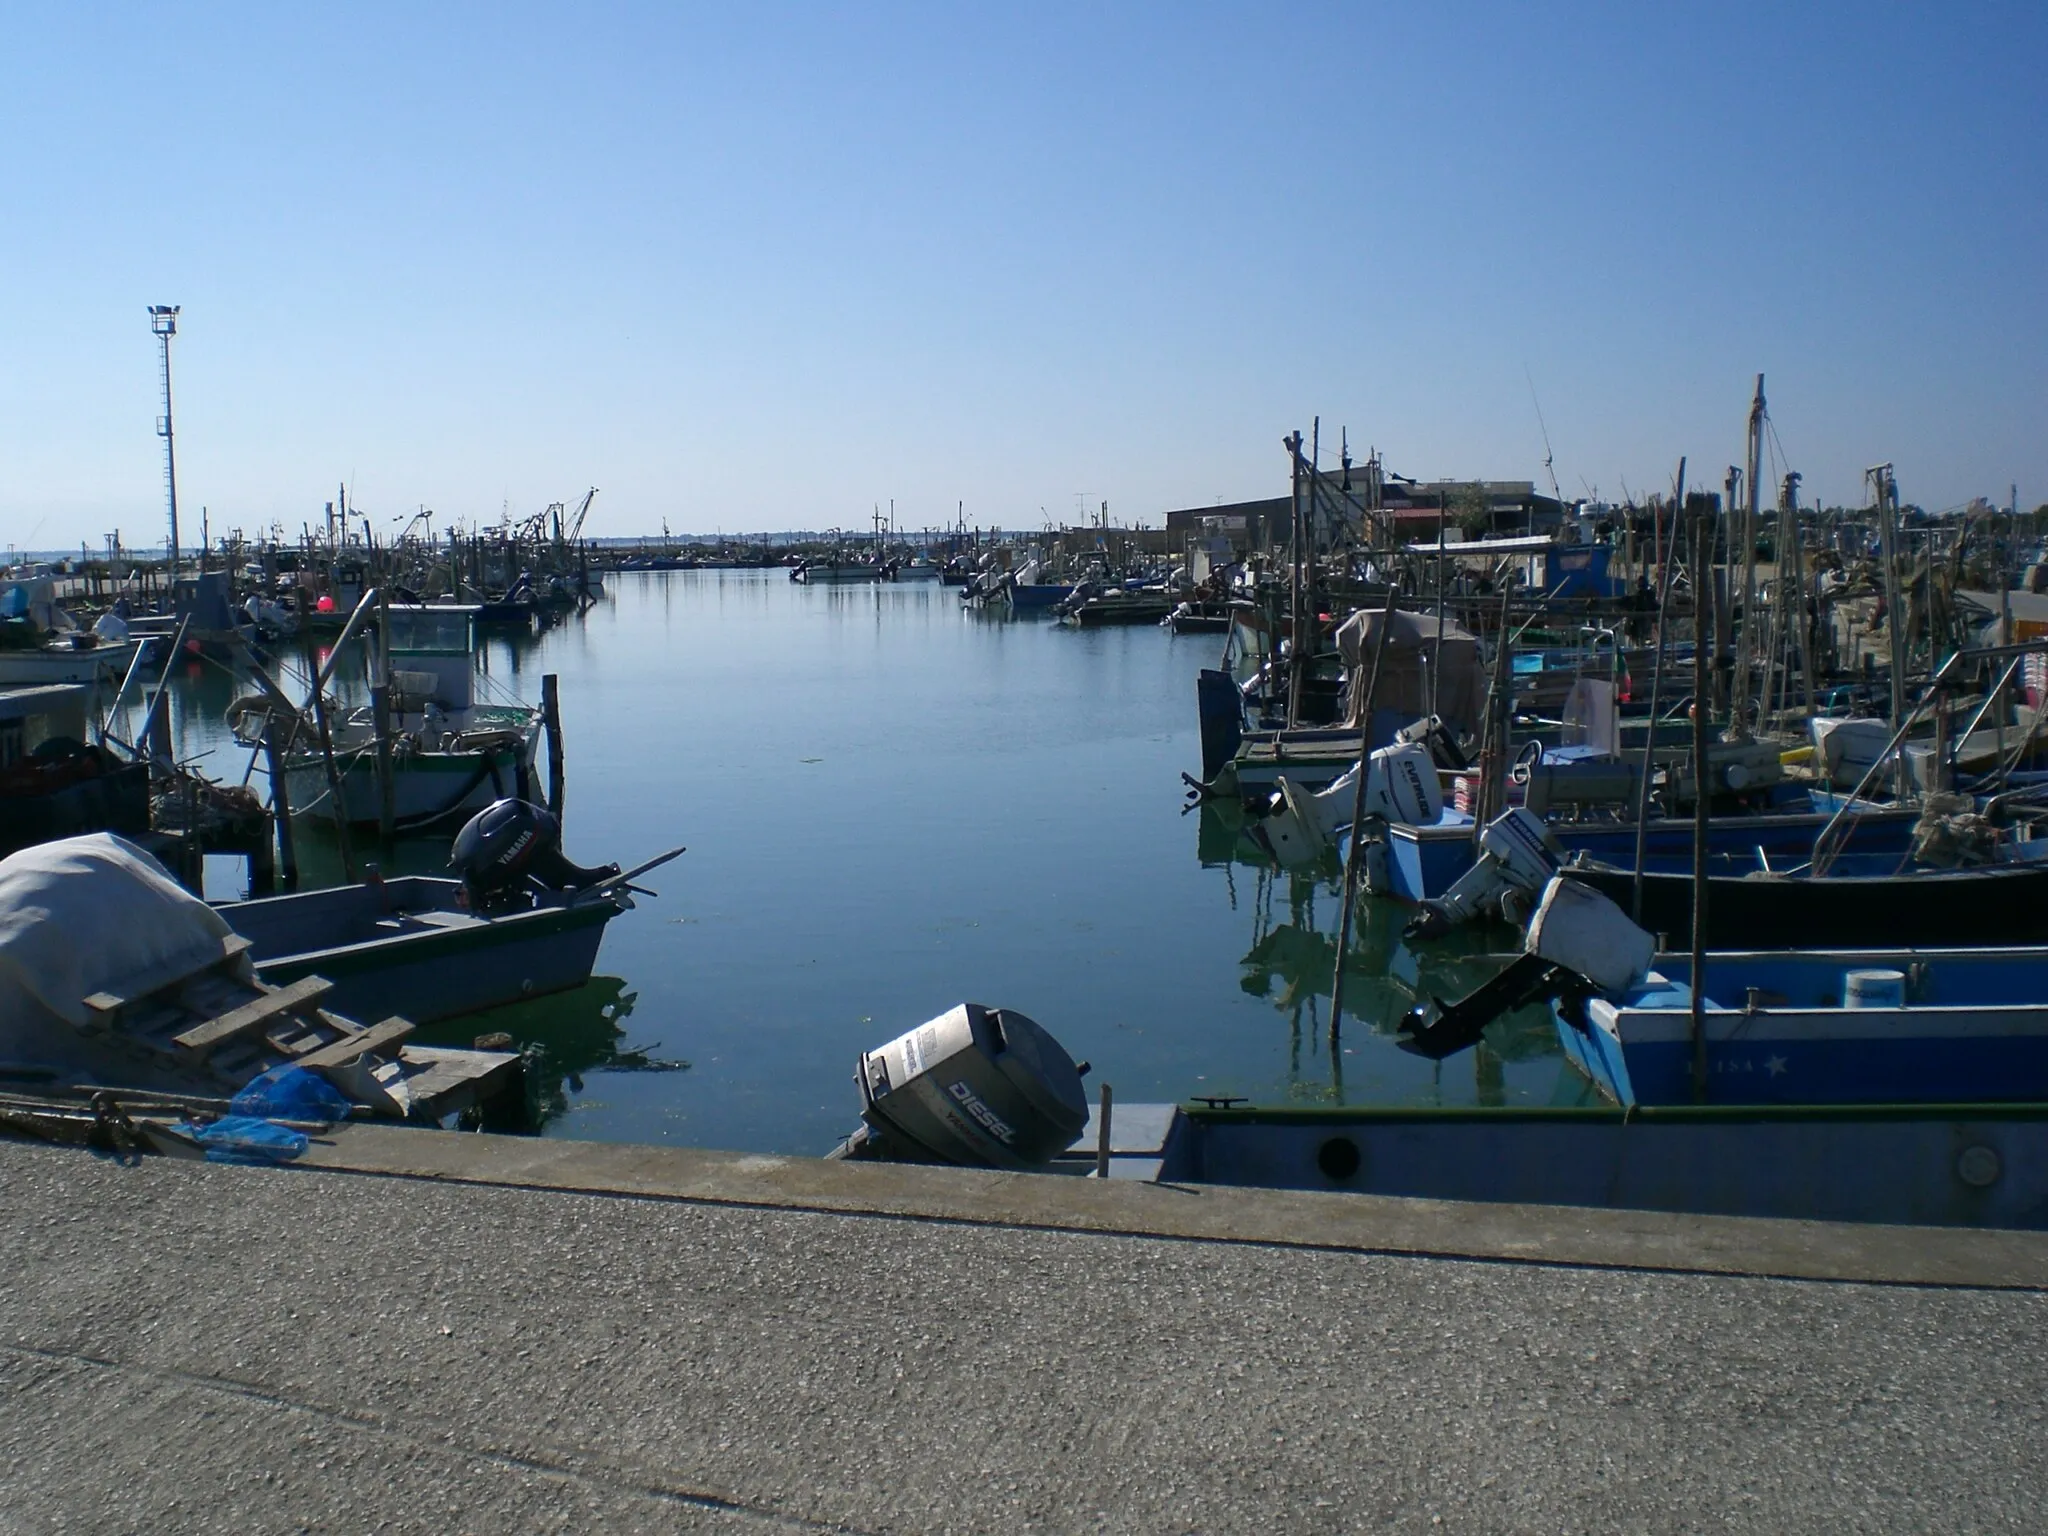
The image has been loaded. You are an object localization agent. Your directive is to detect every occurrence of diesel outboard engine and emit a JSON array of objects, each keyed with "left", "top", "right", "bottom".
[
  {"left": 830, "top": 1003, "right": 1089, "bottom": 1170},
  {"left": 450, "top": 798, "right": 621, "bottom": 913}
]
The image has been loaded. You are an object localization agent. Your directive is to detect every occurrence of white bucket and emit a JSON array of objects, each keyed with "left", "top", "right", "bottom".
[{"left": 1843, "top": 968, "right": 1907, "bottom": 1009}]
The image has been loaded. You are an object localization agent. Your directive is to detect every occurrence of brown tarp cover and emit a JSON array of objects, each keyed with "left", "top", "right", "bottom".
[{"left": 1333, "top": 607, "right": 1487, "bottom": 738}]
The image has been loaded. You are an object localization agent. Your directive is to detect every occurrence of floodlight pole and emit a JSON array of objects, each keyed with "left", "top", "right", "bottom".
[{"left": 150, "top": 305, "right": 182, "bottom": 579}]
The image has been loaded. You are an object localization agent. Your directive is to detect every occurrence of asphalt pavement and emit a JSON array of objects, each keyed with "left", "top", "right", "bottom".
[{"left": 4, "top": 1135, "right": 2046, "bottom": 1533}]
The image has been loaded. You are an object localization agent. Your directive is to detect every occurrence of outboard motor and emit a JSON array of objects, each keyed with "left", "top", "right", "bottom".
[
  {"left": 831, "top": 1003, "right": 1089, "bottom": 1170},
  {"left": 1402, "top": 808, "right": 1564, "bottom": 940},
  {"left": 449, "top": 798, "right": 621, "bottom": 913}
]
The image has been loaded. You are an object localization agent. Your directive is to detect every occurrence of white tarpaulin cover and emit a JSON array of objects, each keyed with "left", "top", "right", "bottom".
[{"left": 0, "top": 833, "right": 240, "bottom": 1028}]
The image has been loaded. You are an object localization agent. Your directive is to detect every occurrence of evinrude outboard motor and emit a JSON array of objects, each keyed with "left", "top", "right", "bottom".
[
  {"left": 830, "top": 1003, "right": 1089, "bottom": 1170},
  {"left": 450, "top": 798, "right": 621, "bottom": 913}
]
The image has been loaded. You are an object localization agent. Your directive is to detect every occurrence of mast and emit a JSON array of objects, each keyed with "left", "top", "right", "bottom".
[
  {"left": 1730, "top": 374, "right": 1764, "bottom": 737},
  {"left": 1783, "top": 471, "right": 1813, "bottom": 722},
  {"left": 1716, "top": 465, "right": 1738, "bottom": 717},
  {"left": 1868, "top": 463, "right": 1909, "bottom": 796}
]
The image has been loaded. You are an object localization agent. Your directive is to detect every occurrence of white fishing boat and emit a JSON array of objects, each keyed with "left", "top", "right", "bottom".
[
  {"left": 0, "top": 636, "right": 144, "bottom": 686},
  {"left": 0, "top": 576, "right": 145, "bottom": 685},
  {"left": 245, "top": 603, "right": 544, "bottom": 829},
  {"left": 791, "top": 557, "right": 882, "bottom": 584}
]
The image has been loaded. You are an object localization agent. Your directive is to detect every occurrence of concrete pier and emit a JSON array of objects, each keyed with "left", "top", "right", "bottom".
[{"left": 4, "top": 1129, "right": 2046, "bottom": 1532}]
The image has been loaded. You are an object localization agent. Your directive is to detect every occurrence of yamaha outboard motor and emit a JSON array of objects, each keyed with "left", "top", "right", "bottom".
[
  {"left": 450, "top": 798, "right": 621, "bottom": 913},
  {"left": 830, "top": 1003, "right": 1089, "bottom": 1170}
]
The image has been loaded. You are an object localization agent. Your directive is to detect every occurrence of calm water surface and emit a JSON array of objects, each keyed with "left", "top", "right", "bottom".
[{"left": 160, "top": 570, "right": 1577, "bottom": 1152}]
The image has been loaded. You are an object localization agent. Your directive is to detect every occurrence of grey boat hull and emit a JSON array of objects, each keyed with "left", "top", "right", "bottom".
[{"left": 220, "top": 876, "right": 622, "bottom": 1024}]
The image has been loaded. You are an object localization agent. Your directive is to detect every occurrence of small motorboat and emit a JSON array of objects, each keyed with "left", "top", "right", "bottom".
[
  {"left": 220, "top": 799, "right": 683, "bottom": 1024},
  {"left": 0, "top": 834, "right": 522, "bottom": 1121}
]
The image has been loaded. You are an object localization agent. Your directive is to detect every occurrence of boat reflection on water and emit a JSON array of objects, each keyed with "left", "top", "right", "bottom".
[
  {"left": 1200, "top": 803, "right": 1567, "bottom": 1108},
  {"left": 410, "top": 975, "right": 688, "bottom": 1129}
]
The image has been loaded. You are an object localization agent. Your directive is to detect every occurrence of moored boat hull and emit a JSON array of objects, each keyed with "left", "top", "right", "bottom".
[
  {"left": 1556, "top": 944, "right": 2048, "bottom": 1107},
  {"left": 226, "top": 875, "right": 619, "bottom": 1023}
]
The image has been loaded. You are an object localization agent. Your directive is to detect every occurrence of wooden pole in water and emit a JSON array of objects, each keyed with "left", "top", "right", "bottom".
[
  {"left": 262, "top": 721, "right": 299, "bottom": 892},
  {"left": 1689, "top": 492, "right": 1715, "bottom": 1102},
  {"left": 1285, "top": 432, "right": 1305, "bottom": 727},
  {"left": 1327, "top": 588, "right": 1400, "bottom": 1041},
  {"left": 541, "top": 672, "right": 565, "bottom": 816},
  {"left": 310, "top": 676, "right": 357, "bottom": 881},
  {"left": 373, "top": 586, "right": 396, "bottom": 847},
  {"left": 1472, "top": 585, "right": 1513, "bottom": 828}
]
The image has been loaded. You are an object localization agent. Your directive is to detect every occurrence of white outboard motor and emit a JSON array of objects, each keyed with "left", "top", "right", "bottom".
[
  {"left": 1397, "top": 874, "right": 1655, "bottom": 1059},
  {"left": 832, "top": 1003, "right": 1089, "bottom": 1170},
  {"left": 1404, "top": 808, "right": 1563, "bottom": 939},
  {"left": 1261, "top": 743, "right": 1444, "bottom": 867},
  {"left": 1524, "top": 875, "right": 1654, "bottom": 996}
]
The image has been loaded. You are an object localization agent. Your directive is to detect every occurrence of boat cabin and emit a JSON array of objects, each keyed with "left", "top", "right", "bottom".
[
  {"left": 376, "top": 605, "right": 480, "bottom": 710},
  {"left": 0, "top": 685, "right": 89, "bottom": 767}
]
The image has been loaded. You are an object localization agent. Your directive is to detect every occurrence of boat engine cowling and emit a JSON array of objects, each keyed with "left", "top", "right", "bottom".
[
  {"left": 833, "top": 1003, "right": 1089, "bottom": 1169},
  {"left": 450, "top": 798, "right": 621, "bottom": 912}
]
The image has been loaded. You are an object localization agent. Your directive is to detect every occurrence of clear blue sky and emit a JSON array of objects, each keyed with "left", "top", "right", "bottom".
[{"left": 2, "top": 2, "right": 2041, "bottom": 549}]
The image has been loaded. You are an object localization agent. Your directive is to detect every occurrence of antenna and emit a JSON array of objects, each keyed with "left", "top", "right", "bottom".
[
  {"left": 1523, "top": 365, "right": 1562, "bottom": 503},
  {"left": 148, "top": 305, "right": 181, "bottom": 576}
]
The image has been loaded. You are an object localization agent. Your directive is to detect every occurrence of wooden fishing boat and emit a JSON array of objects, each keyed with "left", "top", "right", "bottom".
[
  {"left": 255, "top": 604, "right": 545, "bottom": 828},
  {"left": 279, "top": 706, "right": 541, "bottom": 827}
]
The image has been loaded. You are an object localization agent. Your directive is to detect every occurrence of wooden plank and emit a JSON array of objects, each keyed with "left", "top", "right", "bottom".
[
  {"left": 391, "top": 1045, "right": 519, "bottom": 1119},
  {"left": 84, "top": 934, "right": 255, "bottom": 1017},
  {"left": 171, "top": 975, "right": 332, "bottom": 1054},
  {"left": 295, "top": 1017, "right": 415, "bottom": 1070}
]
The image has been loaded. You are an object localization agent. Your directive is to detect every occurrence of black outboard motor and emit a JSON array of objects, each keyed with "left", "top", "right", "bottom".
[{"left": 449, "top": 798, "right": 621, "bottom": 913}]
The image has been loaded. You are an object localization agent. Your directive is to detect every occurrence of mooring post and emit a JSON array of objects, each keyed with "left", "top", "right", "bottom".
[
  {"left": 1095, "top": 1082, "right": 1113, "bottom": 1180},
  {"left": 1327, "top": 588, "right": 1401, "bottom": 1040},
  {"left": 262, "top": 723, "right": 299, "bottom": 892},
  {"left": 310, "top": 682, "right": 356, "bottom": 882},
  {"left": 1688, "top": 492, "right": 1717, "bottom": 1103},
  {"left": 541, "top": 673, "right": 565, "bottom": 816},
  {"left": 373, "top": 586, "right": 396, "bottom": 846}
]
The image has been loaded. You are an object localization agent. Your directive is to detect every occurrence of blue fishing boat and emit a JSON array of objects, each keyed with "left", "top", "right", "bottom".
[
  {"left": 1006, "top": 580, "right": 1074, "bottom": 610},
  {"left": 1556, "top": 944, "right": 2048, "bottom": 1107},
  {"left": 1379, "top": 802, "right": 1924, "bottom": 904}
]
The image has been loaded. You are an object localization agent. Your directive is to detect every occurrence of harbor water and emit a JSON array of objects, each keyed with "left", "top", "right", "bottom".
[{"left": 155, "top": 570, "right": 1575, "bottom": 1153}]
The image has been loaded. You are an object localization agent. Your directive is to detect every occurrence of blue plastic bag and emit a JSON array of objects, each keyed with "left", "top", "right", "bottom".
[
  {"left": 177, "top": 1116, "right": 310, "bottom": 1165},
  {"left": 230, "top": 1065, "right": 353, "bottom": 1122}
]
